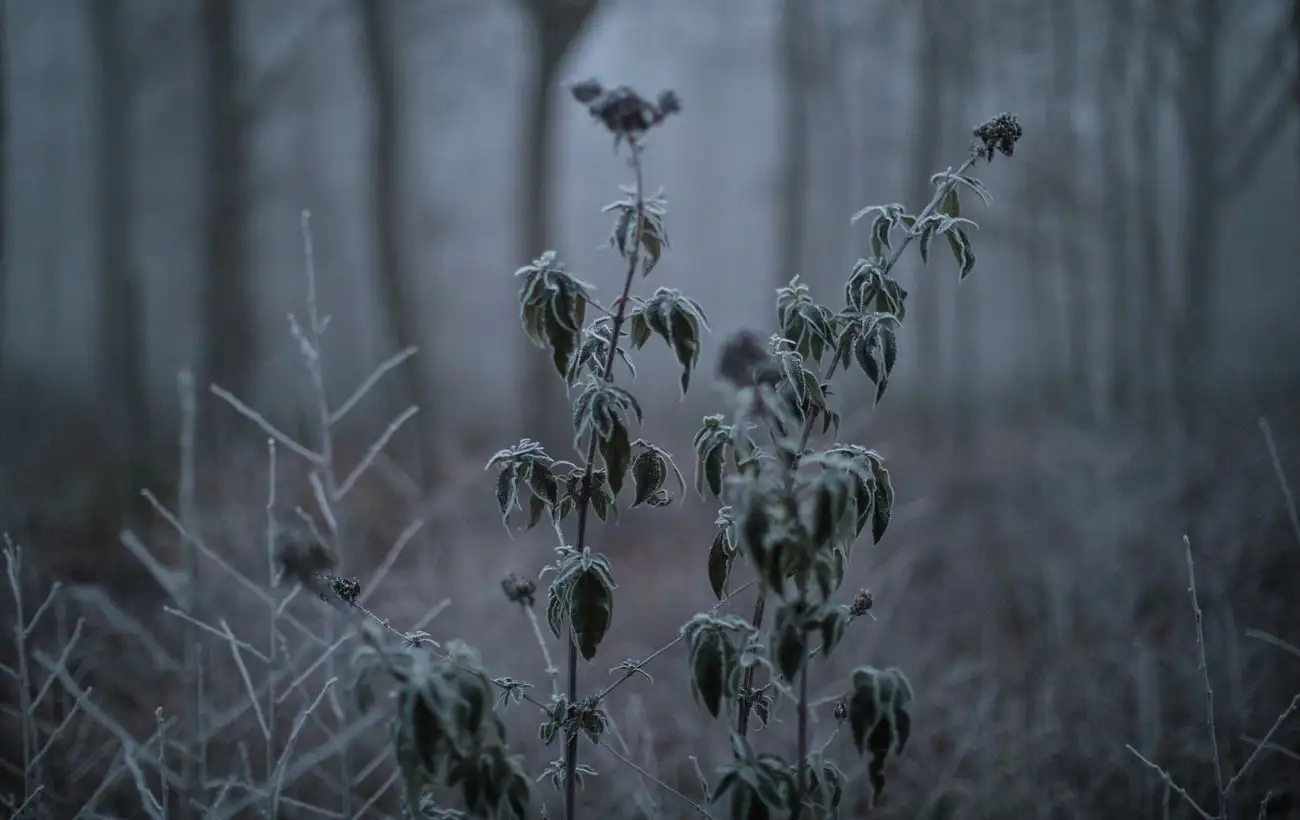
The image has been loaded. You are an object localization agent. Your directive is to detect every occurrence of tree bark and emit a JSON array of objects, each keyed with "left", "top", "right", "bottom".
[
  {"left": 357, "top": 0, "right": 437, "bottom": 478},
  {"left": 90, "top": 0, "right": 149, "bottom": 495},
  {"left": 516, "top": 0, "right": 598, "bottom": 448},
  {"left": 200, "top": 0, "right": 255, "bottom": 411}
]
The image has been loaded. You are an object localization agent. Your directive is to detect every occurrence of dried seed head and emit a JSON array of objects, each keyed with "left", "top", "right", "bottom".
[
  {"left": 717, "top": 329, "right": 780, "bottom": 388},
  {"left": 326, "top": 574, "right": 361, "bottom": 605},
  {"left": 501, "top": 572, "right": 538, "bottom": 608},
  {"left": 570, "top": 78, "right": 681, "bottom": 143},
  {"left": 973, "top": 112, "right": 1023, "bottom": 162},
  {"left": 849, "top": 588, "right": 874, "bottom": 618}
]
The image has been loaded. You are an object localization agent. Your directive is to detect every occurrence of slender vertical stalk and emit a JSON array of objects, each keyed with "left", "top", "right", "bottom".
[
  {"left": 298, "top": 211, "right": 352, "bottom": 818},
  {"left": 563, "top": 138, "right": 647, "bottom": 820},
  {"left": 177, "top": 370, "right": 203, "bottom": 820},
  {"left": 264, "top": 438, "right": 279, "bottom": 818}
]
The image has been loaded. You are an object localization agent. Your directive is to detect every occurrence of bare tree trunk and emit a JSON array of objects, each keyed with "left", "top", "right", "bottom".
[
  {"left": 357, "top": 0, "right": 437, "bottom": 479},
  {"left": 948, "top": 2, "right": 980, "bottom": 454},
  {"left": 90, "top": 0, "right": 149, "bottom": 501},
  {"left": 200, "top": 0, "right": 254, "bottom": 414},
  {"left": 910, "top": 0, "right": 947, "bottom": 442},
  {"left": 1133, "top": 5, "right": 1172, "bottom": 432},
  {"left": 1048, "top": 0, "right": 1093, "bottom": 425},
  {"left": 1291, "top": 0, "right": 1300, "bottom": 211},
  {"left": 1101, "top": 0, "right": 1137, "bottom": 422},
  {"left": 516, "top": 0, "right": 599, "bottom": 448},
  {"left": 814, "top": 2, "right": 854, "bottom": 288},
  {"left": 1172, "top": 0, "right": 1224, "bottom": 436},
  {"left": 776, "top": 0, "right": 810, "bottom": 297},
  {"left": 0, "top": 3, "right": 7, "bottom": 364}
]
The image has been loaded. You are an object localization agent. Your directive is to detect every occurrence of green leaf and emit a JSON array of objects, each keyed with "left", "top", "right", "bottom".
[
  {"left": 546, "top": 580, "right": 567, "bottom": 639},
  {"left": 945, "top": 225, "right": 976, "bottom": 280},
  {"left": 696, "top": 441, "right": 727, "bottom": 500},
  {"left": 918, "top": 219, "right": 938, "bottom": 264},
  {"left": 940, "top": 185, "right": 960, "bottom": 218},
  {"left": 570, "top": 566, "right": 614, "bottom": 661},
  {"left": 599, "top": 422, "right": 632, "bottom": 498},
  {"left": 871, "top": 458, "right": 893, "bottom": 543},
  {"left": 773, "top": 616, "right": 805, "bottom": 682},
  {"left": 707, "top": 530, "right": 733, "bottom": 600},
  {"left": 629, "top": 448, "right": 666, "bottom": 507},
  {"left": 691, "top": 633, "right": 728, "bottom": 718},
  {"left": 494, "top": 467, "right": 517, "bottom": 525}
]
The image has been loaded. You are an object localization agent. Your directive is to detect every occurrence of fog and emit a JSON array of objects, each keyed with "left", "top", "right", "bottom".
[{"left": 1, "top": 0, "right": 1298, "bottom": 817}]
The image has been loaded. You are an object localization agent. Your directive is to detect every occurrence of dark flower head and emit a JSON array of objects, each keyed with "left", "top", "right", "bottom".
[
  {"left": 717, "top": 329, "right": 781, "bottom": 388},
  {"left": 973, "top": 112, "right": 1023, "bottom": 163}
]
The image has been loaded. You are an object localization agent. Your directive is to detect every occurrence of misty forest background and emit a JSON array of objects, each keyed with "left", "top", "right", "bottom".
[{"left": 1, "top": 0, "right": 1300, "bottom": 817}]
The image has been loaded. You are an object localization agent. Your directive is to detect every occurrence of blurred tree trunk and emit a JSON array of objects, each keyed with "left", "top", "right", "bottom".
[
  {"left": 1166, "top": 0, "right": 1292, "bottom": 434},
  {"left": 357, "top": 0, "right": 437, "bottom": 480},
  {"left": 1047, "top": 0, "right": 1093, "bottom": 425},
  {"left": 1294, "top": 0, "right": 1300, "bottom": 168},
  {"left": 775, "top": 0, "right": 810, "bottom": 298},
  {"left": 1018, "top": 185, "right": 1053, "bottom": 421},
  {"left": 515, "top": 0, "right": 599, "bottom": 449},
  {"left": 909, "top": 0, "right": 948, "bottom": 442},
  {"left": 1101, "top": 0, "right": 1137, "bottom": 422},
  {"left": 90, "top": 0, "right": 149, "bottom": 496},
  {"left": 948, "top": 2, "right": 979, "bottom": 454},
  {"left": 815, "top": 2, "right": 854, "bottom": 287},
  {"left": 0, "top": 3, "right": 6, "bottom": 363},
  {"left": 200, "top": 0, "right": 254, "bottom": 411},
  {"left": 1133, "top": 3, "right": 1172, "bottom": 432}
]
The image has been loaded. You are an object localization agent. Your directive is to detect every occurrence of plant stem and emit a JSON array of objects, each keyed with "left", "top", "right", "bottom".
[
  {"left": 563, "top": 137, "right": 648, "bottom": 820},
  {"left": 794, "top": 653, "right": 810, "bottom": 819}
]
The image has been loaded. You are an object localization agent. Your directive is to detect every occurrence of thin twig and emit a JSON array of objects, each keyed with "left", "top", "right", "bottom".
[
  {"left": 1258, "top": 417, "right": 1300, "bottom": 549},
  {"left": 1124, "top": 745, "right": 1215, "bottom": 820},
  {"left": 329, "top": 346, "right": 418, "bottom": 426},
  {"left": 1224, "top": 693, "right": 1300, "bottom": 797},
  {"left": 1184, "top": 536, "right": 1227, "bottom": 818},
  {"left": 600, "top": 741, "right": 713, "bottom": 818}
]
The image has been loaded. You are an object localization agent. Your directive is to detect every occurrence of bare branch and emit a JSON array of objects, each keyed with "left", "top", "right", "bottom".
[
  {"left": 210, "top": 383, "right": 324, "bottom": 464},
  {"left": 329, "top": 346, "right": 418, "bottom": 427}
]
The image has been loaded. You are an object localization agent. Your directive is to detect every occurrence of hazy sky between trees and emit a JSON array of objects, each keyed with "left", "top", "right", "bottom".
[{"left": 1, "top": 0, "right": 1297, "bottom": 485}]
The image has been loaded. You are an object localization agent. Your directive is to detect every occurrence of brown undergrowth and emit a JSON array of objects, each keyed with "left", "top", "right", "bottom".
[{"left": 3, "top": 416, "right": 1295, "bottom": 819}]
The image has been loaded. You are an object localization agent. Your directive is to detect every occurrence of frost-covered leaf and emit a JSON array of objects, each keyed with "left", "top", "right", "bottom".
[
  {"left": 627, "top": 288, "right": 710, "bottom": 396},
  {"left": 514, "top": 252, "right": 594, "bottom": 379},
  {"left": 570, "top": 563, "right": 615, "bottom": 661}
]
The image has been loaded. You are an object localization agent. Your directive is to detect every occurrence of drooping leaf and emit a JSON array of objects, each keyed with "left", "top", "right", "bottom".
[
  {"left": 707, "top": 530, "right": 734, "bottom": 600},
  {"left": 569, "top": 566, "right": 614, "bottom": 661}
]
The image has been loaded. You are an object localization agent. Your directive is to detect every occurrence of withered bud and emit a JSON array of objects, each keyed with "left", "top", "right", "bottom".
[
  {"left": 570, "top": 78, "right": 681, "bottom": 142},
  {"left": 501, "top": 572, "right": 538, "bottom": 607},
  {"left": 973, "top": 112, "right": 1023, "bottom": 163},
  {"left": 849, "top": 588, "right": 874, "bottom": 618},
  {"left": 569, "top": 78, "right": 604, "bottom": 104},
  {"left": 325, "top": 574, "right": 361, "bottom": 605},
  {"left": 717, "top": 329, "right": 781, "bottom": 388}
]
